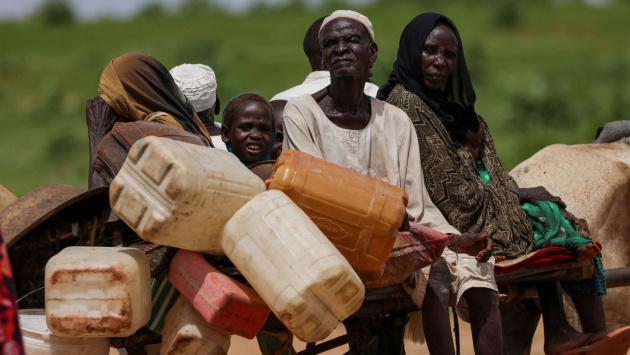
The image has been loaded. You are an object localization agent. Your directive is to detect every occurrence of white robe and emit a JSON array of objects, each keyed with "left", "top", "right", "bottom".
[{"left": 282, "top": 94, "right": 458, "bottom": 235}]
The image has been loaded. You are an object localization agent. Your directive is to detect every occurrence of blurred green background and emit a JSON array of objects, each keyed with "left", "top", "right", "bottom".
[{"left": 1, "top": 0, "right": 629, "bottom": 196}]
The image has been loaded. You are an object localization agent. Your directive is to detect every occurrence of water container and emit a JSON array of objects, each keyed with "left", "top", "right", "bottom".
[
  {"left": 222, "top": 190, "right": 365, "bottom": 343},
  {"left": 19, "top": 309, "right": 111, "bottom": 355},
  {"left": 266, "top": 150, "right": 408, "bottom": 280},
  {"left": 167, "top": 249, "right": 270, "bottom": 339},
  {"left": 45, "top": 247, "right": 151, "bottom": 337},
  {"left": 110, "top": 136, "right": 265, "bottom": 255},
  {"left": 161, "top": 297, "right": 231, "bottom": 355}
]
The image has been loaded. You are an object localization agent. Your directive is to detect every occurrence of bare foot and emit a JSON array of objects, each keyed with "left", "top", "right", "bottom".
[
  {"left": 544, "top": 330, "right": 606, "bottom": 355},
  {"left": 576, "top": 242, "right": 601, "bottom": 263}
]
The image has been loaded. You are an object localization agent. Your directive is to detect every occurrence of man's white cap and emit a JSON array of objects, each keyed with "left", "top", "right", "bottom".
[
  {"left": 320, "top": 10, "right": 375, "bottom": 42},
  {"left": 170, "top": 63, "right": 217, "bottom": 112}
]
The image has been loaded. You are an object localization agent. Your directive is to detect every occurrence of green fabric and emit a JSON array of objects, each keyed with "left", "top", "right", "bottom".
[
  {"left": 521, "top": 201, "right": 607, "bottom": 296},
  {"left": 521, "top": 201, "right": 592, "bottom": 250},
  {"left": 563, "top": 257, "right": 607, "bottom": 297},
  {"left": 476, "top": 160, "right": 492, "bottom": 184},
  {"left": 145, "top": 276, "right": 180, "bottom": 334}
]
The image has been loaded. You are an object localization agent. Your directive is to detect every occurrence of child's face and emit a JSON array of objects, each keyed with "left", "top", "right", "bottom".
[
  {"left": 221, "top": 101, "right": 273, "bottom": 166},
  {"left": 464, "top": 129, "right": 483, "bottom": 162}
]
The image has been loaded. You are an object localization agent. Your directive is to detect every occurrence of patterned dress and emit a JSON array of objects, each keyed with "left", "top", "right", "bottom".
[{"left": 385, "top": 84, "right": 536, "bottom": 260}]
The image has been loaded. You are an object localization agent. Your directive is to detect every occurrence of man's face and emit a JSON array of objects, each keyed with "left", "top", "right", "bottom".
[{"left": 319, "top": 18, "right": 376, "bottom": 80}]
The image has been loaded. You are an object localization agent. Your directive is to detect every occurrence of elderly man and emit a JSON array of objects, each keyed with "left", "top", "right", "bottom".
[
  {"left": 282, "top": 10, "right": 493, "bottom": 354},
  {"left": 271, "top": 16, "right": 379, "bottom": 103}
]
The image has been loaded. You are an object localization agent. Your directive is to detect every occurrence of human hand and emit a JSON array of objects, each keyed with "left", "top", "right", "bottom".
[
  {"left": 399, "top": 212, "right": 415, "bottom": 231},
  {"left": 518, "top": 186, "right": 566, "bottom": 209},
  {"left": 453, "top": 233, "right": 493, "bottom": 262}
]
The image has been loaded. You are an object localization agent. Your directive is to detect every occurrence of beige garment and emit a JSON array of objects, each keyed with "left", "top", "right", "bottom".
[
  {"left": 442, "top": 248, "right": 497, "bottom": 321},
  {"left": 283, "top": 94, "right": 459, "bottom": 235}
]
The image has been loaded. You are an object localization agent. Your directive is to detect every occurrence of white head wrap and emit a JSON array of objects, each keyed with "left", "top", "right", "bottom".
[
  {"left": 170, "top": 63, "right": 217, "bottom": 112},
  {"left": 319, "top": 10, "right": 375, "bottom": 42}
]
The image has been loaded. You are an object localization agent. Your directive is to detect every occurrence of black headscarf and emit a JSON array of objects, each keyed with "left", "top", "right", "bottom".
[{"left": 378, "top": 13, "right": 478, "bottom": 142}]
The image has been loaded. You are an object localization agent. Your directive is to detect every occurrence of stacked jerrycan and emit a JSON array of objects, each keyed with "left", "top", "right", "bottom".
[
  {"left": 267, "top": 150, "right": 409, "bottom": 281},
  {"left": 45, "top": 246, "right": 151, "bottom": 338},
  {"left": 161, "top": 296, "right": 231, "bottom": 355},
  {"left": 166, "top": 249, "right": 269, "bottom": 338},
  {"left": 106, "top": 136, "right": 365, "bottom": 345}
]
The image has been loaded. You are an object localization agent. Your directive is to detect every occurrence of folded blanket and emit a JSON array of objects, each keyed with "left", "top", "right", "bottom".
[{"left": 494, "top": 246, "right": 576, "bottom": 274}]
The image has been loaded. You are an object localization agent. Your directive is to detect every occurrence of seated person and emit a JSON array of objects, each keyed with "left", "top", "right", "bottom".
[
  {"left": 379, "top": 13, "right": 627, "bottom": 354},
  {"left": 170, "top": 63, "right": 225, "bottom": 150},
  {"left": 283, "top": 10, "right": 491, "bottom": 354}
]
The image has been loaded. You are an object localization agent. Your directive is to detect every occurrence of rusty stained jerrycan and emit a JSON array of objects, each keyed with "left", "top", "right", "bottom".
[
  {"left": 110, "top": 136, "right": 266, "bottom": 255},
  {"left": 161, "top": 296, "right": 231, "bottom": 355},
  {"left": 166, "top": 249, "right": 270, "bottom": 339},
  {"left": 266, "top": 150, "right": 408, "bottom": 280},
  {"left": 222, "top": 190, "right": 365, "bottom": 343},
  {"left": 44, "top": 247, "right": 151, "bottom": 337}
]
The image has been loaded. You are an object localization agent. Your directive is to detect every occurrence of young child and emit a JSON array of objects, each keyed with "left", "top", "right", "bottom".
[
  {"left": 460, "top": 115, "right": 601, "bottom": 264},
  {"left": 221, "top": 93, "right": 276, "bottom": 166},
  {"left": 221, "top": 93, "right": 294, "bottom": 354}
]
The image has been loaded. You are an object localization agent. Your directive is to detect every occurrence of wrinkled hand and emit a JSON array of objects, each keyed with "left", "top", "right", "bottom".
[
  {"left": 453, "top": 233, "right": 493, "bottom": 262},
  {"left": 518, "top": 186, "right": 566, "bottom": 209}
]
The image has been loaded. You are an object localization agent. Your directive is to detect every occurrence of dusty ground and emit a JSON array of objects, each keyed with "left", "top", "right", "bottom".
[{"left": 228, "top": 316, "right": 547, "bottom": 355}]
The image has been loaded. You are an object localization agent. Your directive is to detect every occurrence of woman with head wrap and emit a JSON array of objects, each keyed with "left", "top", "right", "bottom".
[
  {"left": 379, "top": 13, "right": 622, "bottom": 355},
  {"left": 87, "top": 52, "right": 214, "bottom": 188},
  {"left": 98, "top": 52, "right": 212, "bottom": 142},
  {"left": 87, "top": 52, "right": 216, "bottom": 339}
]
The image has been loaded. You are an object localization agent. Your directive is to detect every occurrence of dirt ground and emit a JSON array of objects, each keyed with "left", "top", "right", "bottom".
[{"left": 227, "top": 316, "right": 547, "bottom": 355}]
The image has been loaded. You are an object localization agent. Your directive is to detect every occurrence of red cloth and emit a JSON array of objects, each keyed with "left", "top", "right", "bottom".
[
  {"left": 494, "top": 246, "right": 577, "bottom": 274},
  {"left": 0, "top": 230, "right": 24, "bottom": 354}
]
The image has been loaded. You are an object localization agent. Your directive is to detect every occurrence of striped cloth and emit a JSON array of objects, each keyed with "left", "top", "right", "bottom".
[{"left": 145, "top": 276, "right": 180, "bottom": 334}]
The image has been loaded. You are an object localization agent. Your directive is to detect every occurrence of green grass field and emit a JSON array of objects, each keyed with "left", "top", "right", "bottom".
[{"left": 1, "top": 1, "right": 629, "bottom": 196}]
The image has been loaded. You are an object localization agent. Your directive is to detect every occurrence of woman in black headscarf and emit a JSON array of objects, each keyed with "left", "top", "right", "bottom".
[
  {"left": 378, "top": 13, "right": 535, "bottom": 261},
  {"left": 379, "top": 13, "right": 615, "bottom": 355}
]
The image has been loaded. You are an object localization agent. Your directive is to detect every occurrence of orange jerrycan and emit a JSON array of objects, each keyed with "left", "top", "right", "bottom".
[{"left": 266, "top": 150, "right": 408, "bottom": 280}]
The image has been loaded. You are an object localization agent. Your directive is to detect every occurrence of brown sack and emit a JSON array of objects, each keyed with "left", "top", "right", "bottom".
[{"left": 92, "top": 121, "right": 208, "bottom": 187}]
